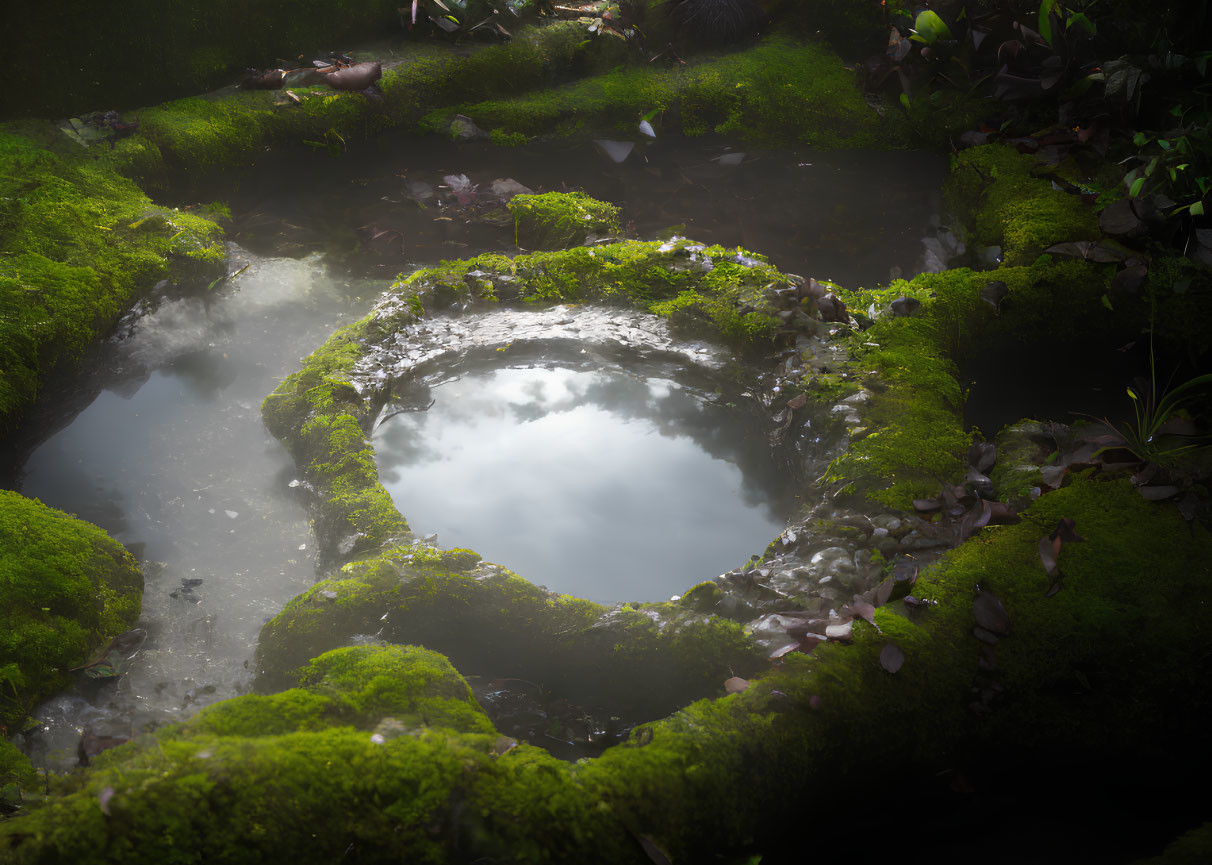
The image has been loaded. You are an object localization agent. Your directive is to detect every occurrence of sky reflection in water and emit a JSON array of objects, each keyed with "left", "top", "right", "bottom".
[{"left": 376, "top": 367, "right": 792, "bottom": 603}]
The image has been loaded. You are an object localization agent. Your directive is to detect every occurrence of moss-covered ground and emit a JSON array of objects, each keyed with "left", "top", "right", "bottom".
[
  {"left": 0, "top": 130, "right": 224, "bottom": 431},
  {"left": 2, "top": 4, "right": 1211, "bottom": 859},
  {"left": 420, "top": 36, "right": 895, "bottom": 149},
  {"left": 0, "top": 491, "right": 142, "bottom": 738},
  {"left": 1, "top": 478, "right": 1206, "bottom": 862}
]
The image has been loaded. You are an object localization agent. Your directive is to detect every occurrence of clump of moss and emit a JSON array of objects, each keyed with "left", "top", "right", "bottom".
[
  {"left": 0, "top": 739, "right": 37, "bottom": 811},
  {"left": 178, "top": 645, "right": 494, "bottom": 739},
  {"left": 0, "top": 130, "right": 224, "bottom": 430},
  {"left": 946, "top": 143, "right": 1099, "bottom": 266},
  {"left": 0, "top": 491, "right": 142, "bottom": 735},
  {"left": 425, "top": 36, "right": 894, "bottom": 149},
  {"left": 508, "top": 191, "right": 620, "bottom": 249},
  {"left": 822, "top": 252, "right": 1117, "bottom": 506}
]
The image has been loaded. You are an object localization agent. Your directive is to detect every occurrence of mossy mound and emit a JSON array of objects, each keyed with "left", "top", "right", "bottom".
[
  {"left": 0, "top": 491, "right": 143, "bottom": 735},
  {"left": 178, "top": 644, "right": 495, "bottom": 739},
  {"left": 423, "top": 36, "right": 895, "bottom": 149},
  {"left": 260, "top": 234, "right": 787, "bottom": 561},
  {"left": 508, "top": 191, "right": 620, "bottom": 249},
  {"left": 0, "top": 131, "right": 225, "bottom": 430},
  {"left": 946, "top": 143, "right": 1100, "bottom": 267},
  {"left": 2, "top": 478, "right": 1208, "bottom": 861},
  {"left": 253, "top": 541, "right": 764, "bottom": 716},
  {"left": 93, "top": 24, "right": 628, "bottom": 188},
  {"left": 822, "top": 256, "right": 1118, "bottom": 506}
]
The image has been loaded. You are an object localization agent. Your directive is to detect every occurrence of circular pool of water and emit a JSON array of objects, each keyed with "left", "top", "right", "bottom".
[{"left": 375, "top": 366, "right": 795, "bottom": 602}]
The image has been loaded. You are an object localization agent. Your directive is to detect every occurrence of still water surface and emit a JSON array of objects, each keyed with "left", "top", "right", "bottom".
[{"left": 377, "top": 367, "right": 791, "bottom": 602}]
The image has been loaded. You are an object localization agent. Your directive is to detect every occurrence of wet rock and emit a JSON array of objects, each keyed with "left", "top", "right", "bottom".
[{"left": 449, "top": 114, "right": 489, "bottom": 141}]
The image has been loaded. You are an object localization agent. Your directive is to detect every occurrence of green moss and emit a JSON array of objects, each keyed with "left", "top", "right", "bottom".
[
  {"left": 254, "top": 542, "right": 764, "bottom": 718},
  {"left": 178, "top": 645, "right": 494, "bottom": 738},
  {"left": 946, "top": 144, "right": 1100, "bottom": 266},
  {"left": 1135, "top": 822, "right": 1212, "bottom": 865},
  {"left": 0, "top": 491, "right": 143, "bottom": 735},
  {"left": 5, "top": 479, "right": 1204, "bottom": 861},
  {"left": 823, "top": 256, "right": 1118, "bottom": 506},
  {"left": 90, "top": 24, "right": 620, "bottom": 189},
  {"left": 430, "top": 36, "right": 893, "bottom": 149},
  {"left": 508, "top": 191, "right": 620, "bottom": 250},
  {"left": 489, "top": 128, "right": 529, "bottom": 148},
  {"left": 0, "top": 738, "right": 37, "bottom": 811},
  {"left": 0, "top": 130, "right": 224, "bottom": 430}
]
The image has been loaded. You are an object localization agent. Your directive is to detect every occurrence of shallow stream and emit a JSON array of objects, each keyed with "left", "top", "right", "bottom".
[{"left": 8, "top": 134, "right": 946, "bottom": 768}]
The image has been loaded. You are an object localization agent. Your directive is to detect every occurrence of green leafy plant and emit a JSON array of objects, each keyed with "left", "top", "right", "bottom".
[
  {"left": 1125, "top": 103, "right": 1212, "bottom": 216},
  {"left": 1102, "top": 333, "right": 1212, "bottom": 463}
]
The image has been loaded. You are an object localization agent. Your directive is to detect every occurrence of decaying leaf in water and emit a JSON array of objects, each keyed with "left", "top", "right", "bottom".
[
  {"left": 724, "top": 676, "right": 750, "bottom": 694},
  {"left": 973, "top": 587, "right": 1010, "bottom": 635},
  {"left": 880, "top": 642, "right": 905, "bottom": 674}
]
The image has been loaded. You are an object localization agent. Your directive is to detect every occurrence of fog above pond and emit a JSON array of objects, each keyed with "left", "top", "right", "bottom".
[{"left": 376, "top": 367, "right": 793, "bottom": 602}]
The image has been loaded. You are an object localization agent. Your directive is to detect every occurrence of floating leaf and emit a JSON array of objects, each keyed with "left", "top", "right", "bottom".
[{"left": 880, "top": 642, "right": 905, "bottom": 673}]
